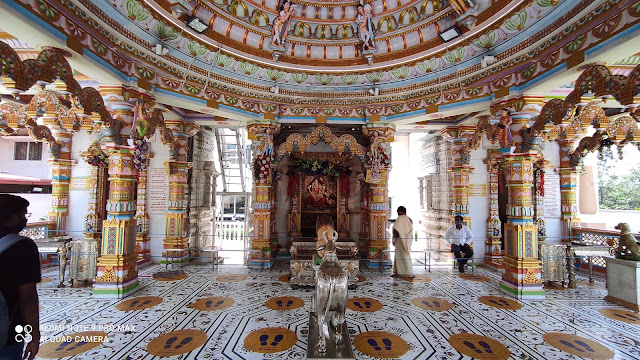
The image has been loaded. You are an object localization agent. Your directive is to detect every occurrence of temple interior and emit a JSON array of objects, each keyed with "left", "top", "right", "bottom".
[{"left": 1, "top": 0, "right": 640, "bottom": 358}]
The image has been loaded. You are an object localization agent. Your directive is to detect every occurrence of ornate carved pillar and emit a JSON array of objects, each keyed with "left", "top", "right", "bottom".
[
  {"left": 163, "top": 120, "right": 199, "bottom": 263},
  {"left": 135, "top": 163, "right": 151, "bottom": 265},
  {"left": 359, "top": 180, "right": 370, "bottom": 255},
  {"left": 498, "top": 112, "right": 544, "bottom": 299},
  {"left": 80, "top": 143, "right": 108, "bottom": 241},
  {"left": 93, "top": 87, "right": 139, "bottom": 298},
  {"left": 362, "top": 124, "right": 394, "bottom": 266},
  {"left": 484, "top": 150, "right": 502, "bottom": 268},
  {"left": 337, "top": 172, "right": 350, "bottom": 237},
  {"left": 440, "top": 126, "right": 475, "bottom": 226},
  {"left": 557, "top": 139, "right": 581, "bottom": 241},
  {"left": 247, "top": 121, "right": 280, "bottom": 268}
]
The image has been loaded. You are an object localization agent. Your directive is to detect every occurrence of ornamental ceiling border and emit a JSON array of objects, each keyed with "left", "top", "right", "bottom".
[
  {"left": 7, "top": 0, "right": 639, "bottom": 118},
  {"left": 109, "top": 0, "right": 553, "bottom": 69}
]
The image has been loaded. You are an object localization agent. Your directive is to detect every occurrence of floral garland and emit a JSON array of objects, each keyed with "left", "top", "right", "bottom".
[
  {"left": 534, "top": 158, "right": 546, "bottom": 197},
  {"left": 133, "top": 139, "right": 150, "bottom": 171},
  {"left": 87, "top": 151, "right": 108, "bottom": 167},
  {"left": 366, "top": 144, "right": 390, "bottom": 168},
  {"left": 254, "top": 153, "right": 274, "bottom": 183}
]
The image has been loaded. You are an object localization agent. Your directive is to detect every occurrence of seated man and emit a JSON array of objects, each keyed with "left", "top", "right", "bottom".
[{"left": 445, "top": 215, "right": 474, "bottom": 273}]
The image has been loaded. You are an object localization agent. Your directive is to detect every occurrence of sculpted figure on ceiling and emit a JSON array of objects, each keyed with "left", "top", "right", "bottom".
[
  {"left": 271, "top": 1, "right": 297, "bottom": 48},
  {"left": 356, "top": 4, "right": 376, "bottom": 52}
]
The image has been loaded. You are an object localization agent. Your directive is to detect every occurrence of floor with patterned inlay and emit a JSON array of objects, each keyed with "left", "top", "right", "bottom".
[{"left": 32, "top": 262, "right": 640, "bottom": 359}]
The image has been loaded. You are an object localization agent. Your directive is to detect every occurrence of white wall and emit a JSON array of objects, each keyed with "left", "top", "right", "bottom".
[
  {"left": 0, "top": 137, "right": 51, "bottom": 178},
  {"left": 67, "top": 131, "right": 92, "bottom": 240},
  {"left": 147, "top": 133, "right": 171, "bottom": 263}
]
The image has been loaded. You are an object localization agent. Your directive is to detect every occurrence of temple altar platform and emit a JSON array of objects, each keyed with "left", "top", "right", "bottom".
[{"left": 34, "top": 263, "right": 638, "bottom": 359}]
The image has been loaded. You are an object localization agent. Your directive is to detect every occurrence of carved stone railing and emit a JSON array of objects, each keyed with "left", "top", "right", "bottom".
[
  {"left": 19, "top": 221, "right": 56, "bottom": 240},
  {"left": 571, "top": 226, "right": 639, "bottom": 268}
]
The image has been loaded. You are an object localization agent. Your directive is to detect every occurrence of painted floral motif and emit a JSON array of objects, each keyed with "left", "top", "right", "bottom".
[
  {"left": 632, "top": 1, "right": 640, "bottom": 16},
  {"left": 126, "top": 0, "right": 149, "bottom": 21},
  {"left": 340, "top": 75, "right": 358, "bottom": 85},
  {"left": 444, "top": 47, "right": 466, "bottom": 63},
  {"left": 215, "top": 53, "right": 233, "bottom": 68},
  {"left": 474, "top": 31, "right": 496, "bottom": 49},
  {"left": 154, "top": 22, "right": 178, "bottom": 41},
  {"left": 92, "top": 39, "right": 106, "bottom": 55},
  {"left": 322, "top": 108, "right": 335, "bottom": 115},
  {"left": 262, "top": 104, "right": 277, "bottom": 112},
  {"left": 504, "top": 11, "right": 528, "bottom": 31},
  {"left": 225, "top": 95, "right": 238, "bottom": 105},
  {"left": 185, "top": 84, "right": 200, "bottom": 94},
  {"left": 391, "top": 67, "right": 410, "bottom": 79},
  {"left": 265, "top": 69, "right": 284, "bottom": 81},
  {"left": 186, "top": 41, "right": 207, "bottom": 57},
  {"left": 291, "top": 107, "right": 304, "bottom": 114},
  {"left": 593, "top": 15, "right": 621, "bottom": 38},
  {"left": 565, "top": 34, "right": 585, "bottom": 53},
  {"left": 366, "top": 72, "right": 384, "bottom": 83},
  {"left": 315, "top": 74, "right": 334, "bottom": 85},
  {"left": 38, "top": 0, "right": 59, "bottom": 20},
  {"left": 291, "top": 73, "right": 308, "bottom": 84},
  {"left": 417, "top": 58, "right": 439, "bottom": 73},
  {"left": 135, "top": 65, "right": 153, "bottom": 79},
  {"left": 238, "top": 62, "right": 259, "bottom": 75},
  {"left": 522, "top": 63, "right": 537, "bottom": 79}
]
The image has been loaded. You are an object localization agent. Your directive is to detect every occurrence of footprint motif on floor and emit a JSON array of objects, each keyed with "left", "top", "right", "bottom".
[
  {"left": 382, "top": 338, "right": 392, "bottom": 350},
  {"left": 66, "top": 341, "right": 87, "bottom": 351},
  {"left": 164, "top": 336, "right": 178, "bottom": 349},
  {"left": 364, "top": 301, "right": 372, "bottom": 308},
  {"left": 175, "top": 337, "right": 192, "bottom": 349},
  {"left": 259, "top": 334, "right": 269, "bottom": 346},
  {"left": 463, "top": 341, "right": 483, "bottom": 353},
  {"left": 421, "top": 300, "right": 433, "bottom": 308},
  {"left": 478, "top": 340, "right": 492, "bottom": 353},
  {"left": 55, "top": 340, "right": 74, "bottom": 352},
  {"left": 559, "top": 340, "right": 585, "bottom": 352},
  {"left": 574, "top": 340, "right": 596, "bottom": 352},
  {"left": 271, "top": 334, "right": 284, "bottom": 346},
  {"left": 367, "top": 339, "right": 381, "bottom": 351},
  {"left": 354, "top": 301, "right": 363, "bottom": 309}
]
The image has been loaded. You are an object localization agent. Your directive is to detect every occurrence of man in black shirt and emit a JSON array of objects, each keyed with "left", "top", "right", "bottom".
[{"left": 0, "top": 194, "right": 41, "bottom": 360}]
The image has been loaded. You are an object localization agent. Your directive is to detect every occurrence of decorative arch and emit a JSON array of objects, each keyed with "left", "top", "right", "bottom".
[{"left": 276, "top": 125, "right": 366, "bottom": 159}]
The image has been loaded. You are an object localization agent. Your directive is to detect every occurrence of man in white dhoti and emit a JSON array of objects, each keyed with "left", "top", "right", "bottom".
[{"left": 392, "top": 206, "right": 414, "bottom": 279}]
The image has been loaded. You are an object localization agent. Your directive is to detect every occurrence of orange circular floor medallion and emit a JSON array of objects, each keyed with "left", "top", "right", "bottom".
[
  {"left": 459, "top": 274, "right": 491, "bottom": 282},
  {"left": 358, "top": 275, "right": 366, "bottom": 282},
  {"left": 543, "top": 332, "right": 614, "bottom": 360},
  {"left": 411, "top": 297, "right": 453, "bottom": 311},
  {"left": 216, "top": 274, "right": 248, "bottom": 282},
  {"left": 38, "top": 277, "right": 53, "bottom": 285},
  {"left": 115, "top": 296, "right": 163, "bottom": 311},
  {"left": 448, "top": 333, "right": 510, "bottom": 360},
  {"left": 403, "top": 274, "right": 431, "bottom": 282},
  {"left": 244, "top": 327, "right": 297, "bottom": 353},
  {"left": 147, "top": 329, "right": 208, "bottom": 357},
  {"left": 38, "top": 331, "right": 108, "bottom": 358},
  {"left": 598, "top": 308, "right": 640, "bottom": 325},
  {"left": 278, "top": 275, "right": 290, "bottom": 283},
  {"left": 347, "top": 297, "right": 383, "bottom": 312},
  {"left": 192, "top": 297, "right": 234, "bottom": 311},
  {"left": 478, "top": 296, "right": 523, "bottom": 310},
  {"left": 353, "top": 331, "right": 408, "bottom": 358},
  {"left": 153, "top": 272, "right": 188, "bottom": 281},
  {"left": 265, "top": 296, "right": 304, "bottom": 310}
]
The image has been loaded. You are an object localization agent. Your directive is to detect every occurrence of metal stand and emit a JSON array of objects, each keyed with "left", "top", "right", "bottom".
[{"left": 307, "top": 311, "right": 354, "bottom": 360}]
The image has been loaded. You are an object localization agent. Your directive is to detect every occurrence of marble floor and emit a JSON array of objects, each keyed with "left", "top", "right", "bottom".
[{"left": 31, "top": 262, "right": 640, "bottom": 360}]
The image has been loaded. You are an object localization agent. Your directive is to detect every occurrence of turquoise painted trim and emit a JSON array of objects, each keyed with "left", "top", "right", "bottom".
[
  {"left": 439, "top": 96, "right": 492, "bottom": 111},
  {"left": 387, "top": 109, "right": 424, "bottom": 120},
  {"left": 219, "top": 104, "right": 258, "bottom": 116},
  {"left": 5, "top": 1, "right": 66, "bottom": 42},
  {"left": 513, "top": 63, "right": 567, "bottom": 93},
  {"left": 153, "top": 88, "right": 207, "bottom": 104},
  {"left": 586, "top": 21, "right": 640, "bottom": 57}
]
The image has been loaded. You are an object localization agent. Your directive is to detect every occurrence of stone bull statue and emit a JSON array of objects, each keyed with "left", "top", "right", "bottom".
[{"left": 315, "top": 228, "right": 349, "bottom": 354}]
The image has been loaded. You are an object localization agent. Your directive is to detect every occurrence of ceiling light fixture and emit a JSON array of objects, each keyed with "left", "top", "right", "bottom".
[
  {"left": 186, "top": 16, "right": 208, "bottom": 33},
  {"left": 154, "top": 43, "right": 169, "bottom": 56},
  {"left": 438, "top": 25, "right": 461, "bottom": 42}
]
